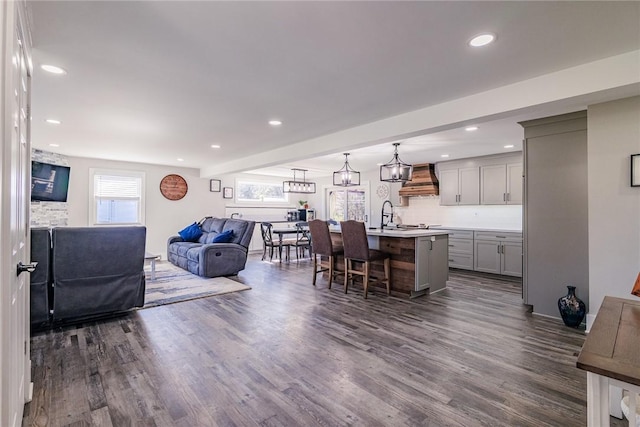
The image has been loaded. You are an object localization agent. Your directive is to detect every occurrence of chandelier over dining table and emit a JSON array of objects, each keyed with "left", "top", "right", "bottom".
[{"left": 282, "top": 168, "right": 316, "bottom": 194}]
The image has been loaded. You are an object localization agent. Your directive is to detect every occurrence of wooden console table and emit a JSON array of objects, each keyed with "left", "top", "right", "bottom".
[{"left": 577, "top": 296, "right": 640, "bottom": 426}]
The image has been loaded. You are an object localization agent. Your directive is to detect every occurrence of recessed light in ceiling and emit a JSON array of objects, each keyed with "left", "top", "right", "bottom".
[
  {"left": 268, "top": 120, "right": 282, "bottom": 126},
  {"left": 177, "top": 158, "right": 184, "bottom": 162},
  {"left": 504, "top": 144, "right": 515, "bottom": 149},
  {"left": 41, "top": 64, "right": 67, "bottom": 75},
  {"left": 465, "top": 126, "right": 479, "bottom": 132},
  {"left": 45, "top": 119, "right": 61, "bottom": 125},
  {"left": 49, "top": 143, "right": 60, "bottom": 147},
  {"left": 468, "top": 33, "right": 496, "bottom": 47},
  {"left": 441, "top": 154, "right": 450, "bottom": 158},
  {"left": 210, "top": 144, "right": 221, "bottom": 149}
]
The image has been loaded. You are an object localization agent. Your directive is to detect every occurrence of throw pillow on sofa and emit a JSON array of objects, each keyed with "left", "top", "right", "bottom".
[
  {"left": 211, "top": 229, "right": 234, "bottom": 243},
  {"left": 178, "top": 222, "right": 203, "bottom": 242}
]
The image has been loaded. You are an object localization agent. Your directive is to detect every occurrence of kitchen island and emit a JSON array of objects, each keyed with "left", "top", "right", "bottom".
[{"left": 329, "top": 227, "right": 449, "bottom": 298}]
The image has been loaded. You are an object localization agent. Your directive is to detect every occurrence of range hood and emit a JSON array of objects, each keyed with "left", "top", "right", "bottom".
[{"left": 398, "top": 163, "right": 439, "bottom": 197}]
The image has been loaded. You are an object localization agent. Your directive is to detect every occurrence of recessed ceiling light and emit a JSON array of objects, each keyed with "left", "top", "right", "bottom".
[
  {"left": 41, "top": 64, "right": 67, "bottom": 75},
  {"left": 48, "top": 143, "right": 60, "bottom": 147},
  {"left": 465, "top": 126, "right": 479, "bottom": 132},
  {"left": 504, "top": 144, "right": 515, "bottom": 149},
  {"left": 268, "top": 120, "right": 282, "bottom": 126},
  {"left": 45, "top": 119, "right": 61, "bottom": 125},
  {"left": 210, "top": 144, "right": 221, "bottom": 149},
  {"left": 441, "top": 154, "right": 450, "bottom": 158},
  {"left": 468, "top": 33, "right": 496, "bottom": 47},
  {"left": 177, "top": 158, "right": 184, "bottom": 162}
]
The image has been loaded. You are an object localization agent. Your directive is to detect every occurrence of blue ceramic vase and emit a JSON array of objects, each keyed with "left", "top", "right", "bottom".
[{"left": 558, "top": 285, "right": 586, "bottom": 327}]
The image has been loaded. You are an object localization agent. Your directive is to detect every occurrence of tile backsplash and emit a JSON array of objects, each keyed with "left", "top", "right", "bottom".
[{"left": 395, "top": 196, "right": 522, "bottom": 230}]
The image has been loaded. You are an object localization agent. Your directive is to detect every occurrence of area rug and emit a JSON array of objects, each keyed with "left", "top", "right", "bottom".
[{"left": 142, "top": 261, "right": 251, "bottom": 308}]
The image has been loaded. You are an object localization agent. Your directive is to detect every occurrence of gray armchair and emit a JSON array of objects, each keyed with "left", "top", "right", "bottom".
[
  {"left": 51, "top": 226, "right": 146, "bottom": 322},
  {"left": 167, "top": 217, "right": 255, "bottom": 277}
]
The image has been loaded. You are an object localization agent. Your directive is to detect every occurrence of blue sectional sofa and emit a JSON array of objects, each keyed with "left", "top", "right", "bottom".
[{"left": 167, "top": 217, "right": 255, "bottom": 277}]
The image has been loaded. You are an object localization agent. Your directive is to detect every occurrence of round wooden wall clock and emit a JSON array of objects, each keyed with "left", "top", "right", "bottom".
[{"left": 159, "top": 174, "right": 188, "bottom": 200}]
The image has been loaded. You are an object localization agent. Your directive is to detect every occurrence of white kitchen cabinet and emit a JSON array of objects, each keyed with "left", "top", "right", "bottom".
[
  {"left": 439, "top": 167, "right": 479, "bottom": 205},
  {"left": 441, "top": 229, "right": 474, "bottom": 270},
  {"left": 506, "top": 163, "right": 523, "bottom": 204},
  {"left": 474, "top": 231, "right": 522, "bottom": 277},
  {"left": 501, "top": 241, "right": 524, "bottom": 277},
  {"left": 480, "top": 163, "right": 522, "bottom": 205},
  {"left": 415, "top": 234, "right": 449, "bottom": 294}
]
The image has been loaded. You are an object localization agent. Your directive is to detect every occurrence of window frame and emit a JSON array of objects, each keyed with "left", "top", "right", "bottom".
[
  {"left": 89, "top": 168, "right": 146, "bottom": 226},
  {"left": 235, "top": 177, "right": 290, "bottom": 205}
]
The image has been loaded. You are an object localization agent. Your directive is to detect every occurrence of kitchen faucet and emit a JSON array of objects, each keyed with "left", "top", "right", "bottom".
[{"left": 381, "top": 200, "right": 394, "bottom": 230}]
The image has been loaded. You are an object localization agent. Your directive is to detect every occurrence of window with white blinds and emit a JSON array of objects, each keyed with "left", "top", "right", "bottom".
[{"left": 90, "top": 169, "right": 145, "bottom": 225}]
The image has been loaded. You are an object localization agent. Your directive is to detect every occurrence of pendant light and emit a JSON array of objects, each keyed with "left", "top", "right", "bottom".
[
  {"left": 283, "top": 168, "right": 316, "bottom": 194},
  {"left": 333, "top": 153, "right": 360, "bottom": 187},
  {"left": 380, "top": 142, "right": 413, "bottom": 182}
]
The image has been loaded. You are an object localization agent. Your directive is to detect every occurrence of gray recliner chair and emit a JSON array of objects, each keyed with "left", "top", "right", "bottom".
[{"left": 51, "top": 226, "right": 147, "bottom": 322}]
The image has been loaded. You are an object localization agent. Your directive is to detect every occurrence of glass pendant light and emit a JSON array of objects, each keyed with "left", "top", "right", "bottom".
[
  {"left": 380, "top": 143, "right": 412, "bottom": 182},
  {"left": 332, "top": 153, "right": 360, "bottom": 187}
]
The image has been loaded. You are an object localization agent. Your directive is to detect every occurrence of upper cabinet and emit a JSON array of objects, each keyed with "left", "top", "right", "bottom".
[
  {"left": 439, "top": 167, "right": 479, "bottom": 205},
  {"left": 438, "top": 153, "right": 522, "bottom": 206},
  {"left": 480, "top": 162, "right": 523, "bottom": 205}
]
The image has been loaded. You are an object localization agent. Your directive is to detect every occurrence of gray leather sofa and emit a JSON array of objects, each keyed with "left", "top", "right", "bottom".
[
  {"left": 30, "top": 226, "right": 147, "bottom": 327},
  {"left": 167, "top": 217, "right": 255, "bottom": 277},
  {"left": 30, "top": 228, "right": 52, "bottom": 328}
]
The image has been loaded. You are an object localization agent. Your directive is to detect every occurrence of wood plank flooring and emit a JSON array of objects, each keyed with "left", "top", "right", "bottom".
[{"left": 24, "top": 255, "right": 624, "bottom": 426}]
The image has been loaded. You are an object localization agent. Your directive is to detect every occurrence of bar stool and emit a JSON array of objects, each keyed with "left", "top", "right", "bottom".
[
  {"left": 307, "top": 220, "right": 343, "bottom": 287},
  {"left": 339, "top": 220, "right": 390, "bottom": 298}
]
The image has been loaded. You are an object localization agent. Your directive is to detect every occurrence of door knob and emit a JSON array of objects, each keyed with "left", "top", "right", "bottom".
[{"left": 17, "top": 261, "right": 38, "bottom": 276}]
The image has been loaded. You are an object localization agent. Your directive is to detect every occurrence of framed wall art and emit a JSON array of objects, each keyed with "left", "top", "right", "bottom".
[
  {"left": 223, "top": 187, "right": 233, "bottom": 199},
  {"left": 210, "top": 179, "right": 221, "bottom": 192},
  {"left": 632, "top": 154, "right": 640, "bottom": 187}
]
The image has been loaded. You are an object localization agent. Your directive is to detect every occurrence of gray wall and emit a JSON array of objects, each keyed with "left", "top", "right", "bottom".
[
  {"left": 587, "top": 96, "right": 640, "bottom": 328},
  {"left": 522, "top": 111, "right": 589, "bottom": 318}
]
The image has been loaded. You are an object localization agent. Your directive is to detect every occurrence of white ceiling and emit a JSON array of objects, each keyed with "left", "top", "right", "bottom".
[{"left": 29, "top": 1, "right": 640, "bottom": 178}]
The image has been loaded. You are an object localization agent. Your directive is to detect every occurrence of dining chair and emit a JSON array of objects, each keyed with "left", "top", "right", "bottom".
[
  {"left": 307, "top": 220, "right": 343, "bottom": 288},
  {"left": 294, "top": 222, "right": 311, "bottom": 260},
  {"left": 260, "top": 222, "right": 293, "bottom": 262},
  {"left": 339, "top": 220, "right": 390, "bottom": 298}
]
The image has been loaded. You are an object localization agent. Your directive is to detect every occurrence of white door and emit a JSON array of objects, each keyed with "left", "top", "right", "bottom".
[
  {"left": 1, "top": 2, "right": 32, "bottom": 425},
  {"left": 325, "top": 185, "right": 370, "bottom": 227}
]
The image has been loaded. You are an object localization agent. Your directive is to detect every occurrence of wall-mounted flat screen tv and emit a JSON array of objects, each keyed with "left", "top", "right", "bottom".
[{"left": 31, "top": 161, "right": 71, "bottom": 202}]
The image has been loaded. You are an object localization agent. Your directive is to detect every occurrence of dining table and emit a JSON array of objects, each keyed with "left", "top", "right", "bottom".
[{"left": 271, "top": 224, "right": 309, "bottom": 262}]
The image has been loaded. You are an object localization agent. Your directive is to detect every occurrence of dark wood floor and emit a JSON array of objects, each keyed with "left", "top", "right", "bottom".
[{"left": 24, "top": 255, "right": 622, "bottom": 426}]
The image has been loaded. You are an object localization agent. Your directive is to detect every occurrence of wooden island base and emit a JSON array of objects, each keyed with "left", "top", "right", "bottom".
[{"left": 326, "top": 230, "right": 449, "bottom": 298}]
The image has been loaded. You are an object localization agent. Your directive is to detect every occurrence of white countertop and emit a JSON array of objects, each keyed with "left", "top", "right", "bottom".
[
  {"left": 429, "top": 225, "right": 522, "bottom": 233},
  {"left": 330, "top": 226, "right": 449, "bottom": 238}
]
